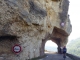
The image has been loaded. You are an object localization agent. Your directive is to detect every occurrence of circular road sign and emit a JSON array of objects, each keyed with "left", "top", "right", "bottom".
[{"left": 12, "top": 45, "right": 21, "bottom": 54}]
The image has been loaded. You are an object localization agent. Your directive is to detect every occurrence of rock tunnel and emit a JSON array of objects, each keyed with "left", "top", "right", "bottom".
[
  {"left": 40, "top": 27, "right": 69, "bottom": 56},
  {"left": 0, "top": 0, "right": 72, "bottom": 60}
]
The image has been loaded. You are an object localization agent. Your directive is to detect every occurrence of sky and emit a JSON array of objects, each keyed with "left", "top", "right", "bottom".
[
  {"left": 45, "top": 40, "right": 57, "bottom": 47},
  {"left": 68, "top": 0, "right": 80, "bottom": 40}
]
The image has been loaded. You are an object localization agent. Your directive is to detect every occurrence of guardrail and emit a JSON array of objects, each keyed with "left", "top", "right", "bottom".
[{"left": 66, "top": 53, "right": 80, "bottom": 60}]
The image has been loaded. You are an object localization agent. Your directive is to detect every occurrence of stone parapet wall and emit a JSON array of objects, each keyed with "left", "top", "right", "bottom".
[{"left": 67, "top": 53, "right": 80, "bottom": 60}]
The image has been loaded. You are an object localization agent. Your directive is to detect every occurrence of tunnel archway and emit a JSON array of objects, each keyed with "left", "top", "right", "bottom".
[
  {"left": 40, "top": 38, "right": 60, "bottom": 56},
  {"left": 45, "top": 40, "right": 58, "bottom": 53},
  {"left": 40, "top": 27, "right": 69, "bottom": 56}
]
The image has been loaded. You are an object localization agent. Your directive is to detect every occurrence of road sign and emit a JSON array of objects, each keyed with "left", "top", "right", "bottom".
[{"left": 12, "top": 45, "right": 21, "bottom": 54}]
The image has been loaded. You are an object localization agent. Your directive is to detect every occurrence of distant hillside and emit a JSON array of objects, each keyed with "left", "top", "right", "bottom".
[{"left": 67, "top": 38, "right": 80, "bottom": 57}]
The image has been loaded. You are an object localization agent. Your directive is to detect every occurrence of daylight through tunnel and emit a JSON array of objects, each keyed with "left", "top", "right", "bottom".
[
  {"left": 40, "top": 38, "right": 62, "bottom": 56},
  {"left": 45, "top": 40, "right": 58, "bottom": 53}
]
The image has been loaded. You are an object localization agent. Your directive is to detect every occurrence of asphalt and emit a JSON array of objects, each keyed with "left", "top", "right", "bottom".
[{"left": 42, "top": 53, "right": 72, "bottom": 60}]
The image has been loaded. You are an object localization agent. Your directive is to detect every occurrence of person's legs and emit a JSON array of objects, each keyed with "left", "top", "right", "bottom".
[{"left": 63, "top": 53, "right": 66, "bottom": 60}]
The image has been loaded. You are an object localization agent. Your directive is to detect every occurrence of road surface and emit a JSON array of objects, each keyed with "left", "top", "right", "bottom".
[{"left": 42, "top": 53, "right": 72, "bottom": 60}]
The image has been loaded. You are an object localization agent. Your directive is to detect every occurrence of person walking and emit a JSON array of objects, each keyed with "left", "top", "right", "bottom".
[
  {"left": 63, "top": 46, "right": 67, "bottom": 60},
  {"left": 63, "top": 46, "right": 67, "bottom": 54}
]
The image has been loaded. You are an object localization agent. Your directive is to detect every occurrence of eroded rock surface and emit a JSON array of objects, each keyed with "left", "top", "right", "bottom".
[{"left": 0, "top": 0, "right": 72, "bottom": 60}]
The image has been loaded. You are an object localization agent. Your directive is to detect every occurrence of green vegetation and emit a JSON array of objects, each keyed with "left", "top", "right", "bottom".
[{"left": 67, "top": 38, "right": 80, "bottom": 57}]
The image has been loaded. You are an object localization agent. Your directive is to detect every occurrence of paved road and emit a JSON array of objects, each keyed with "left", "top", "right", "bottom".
[{"left": 42, "top": 53, "right": 72, "bottom": 60}]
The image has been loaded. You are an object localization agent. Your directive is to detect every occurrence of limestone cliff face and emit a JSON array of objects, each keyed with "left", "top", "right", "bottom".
[{"left": 0, "top": 0, "right": 71, "bottom": 60}]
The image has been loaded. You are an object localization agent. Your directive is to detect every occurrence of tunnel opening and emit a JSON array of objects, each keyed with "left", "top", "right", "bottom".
[
  {"left": 45, "top": 40, "right": 58, "bottom": 54},
  {"left": 40, "top": 39, "right": 58, "bottom": 56},
  {"left": 0, "top": 35, "right": 19, "bottom": 55}
]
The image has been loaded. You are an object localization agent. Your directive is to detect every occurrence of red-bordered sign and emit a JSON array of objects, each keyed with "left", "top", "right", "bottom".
[{"left": 12, "top": 45, "right": 22, "bottom": 54}]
